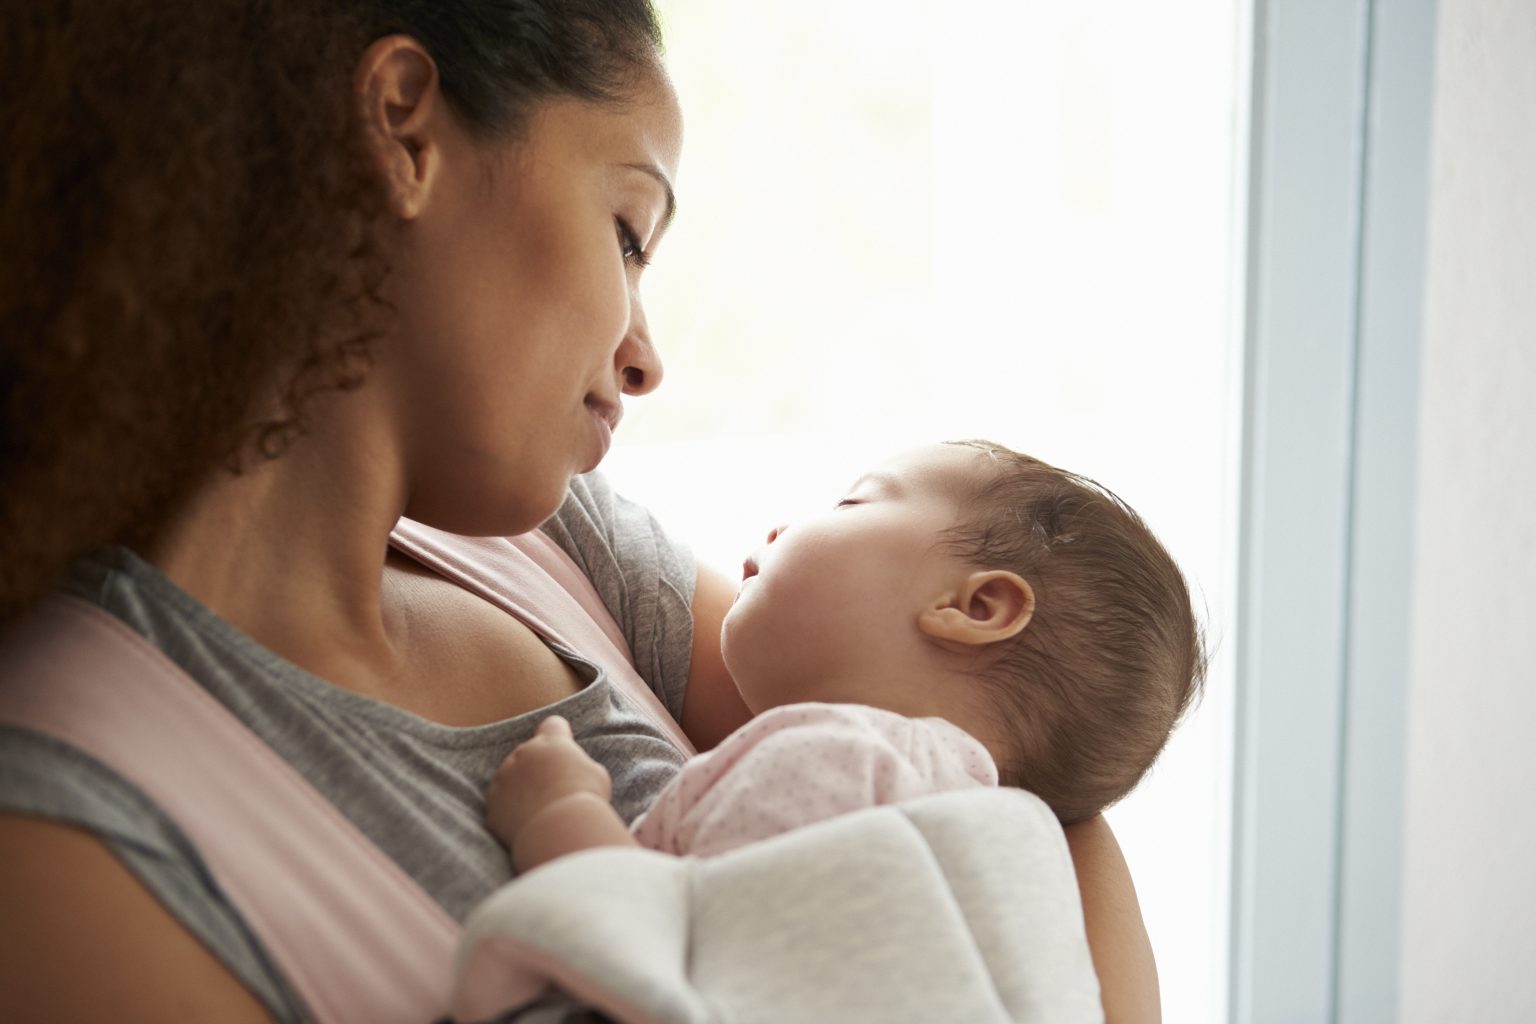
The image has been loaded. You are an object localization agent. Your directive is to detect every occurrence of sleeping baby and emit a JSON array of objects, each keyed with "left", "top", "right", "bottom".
[{"left": 485, "top": 440, "right": 1206, "bottom": 873}]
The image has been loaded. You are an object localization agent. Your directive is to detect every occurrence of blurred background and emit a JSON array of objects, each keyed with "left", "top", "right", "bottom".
[
  {"left": 607, "top": 3, "right": 1242, "bottom": 1020},
  {"left": 605, "top": 1, "right": 1536, "bottom": 1020}
]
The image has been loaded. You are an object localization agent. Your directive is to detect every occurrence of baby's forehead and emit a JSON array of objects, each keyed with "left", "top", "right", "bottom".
[
  {"left": 839, "top": 445, "right": 993, "bottom": 509},
  {"left": 872, "top": 442, "right": 995, "bottom": 485}
]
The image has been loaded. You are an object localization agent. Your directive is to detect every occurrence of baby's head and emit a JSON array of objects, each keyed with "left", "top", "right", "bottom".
[
  {"left": 721, "top": 440, "right": 1205, "bottom": 824},
  {"left": 935, "top": 441, "right": 1206, "bottom": 822}
]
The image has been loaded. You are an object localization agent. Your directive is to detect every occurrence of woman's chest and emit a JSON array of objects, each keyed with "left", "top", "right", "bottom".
[{"left": 377, "top": 551, "right": 585, "bottom": 726}]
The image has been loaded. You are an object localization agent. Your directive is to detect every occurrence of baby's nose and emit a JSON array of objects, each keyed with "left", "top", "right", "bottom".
[{"left": 766, "top": 524, "right": 788, "bottom": 544}]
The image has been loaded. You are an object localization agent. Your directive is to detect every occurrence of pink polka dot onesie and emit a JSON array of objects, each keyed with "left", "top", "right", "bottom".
[{"left": 629, "top": 702, "right": 999, "bottom": 858}]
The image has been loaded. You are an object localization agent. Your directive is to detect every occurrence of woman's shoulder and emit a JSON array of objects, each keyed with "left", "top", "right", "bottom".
[
  {"left": 0, "top": 813, "right": 280, "bottom": 1022},
  {"left": 542, "top": 472, "right": 698, "bottom": 722},
  {"left": 0, "top": 724, "right": 301, "bottom": 1020},
  {"left": 542, "top": 471, "right": 694, "bottom": 587}
]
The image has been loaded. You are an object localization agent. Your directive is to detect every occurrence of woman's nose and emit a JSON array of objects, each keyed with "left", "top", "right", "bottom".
[{"left": 617, "top": 299, "right": 664, "bottom": 397}]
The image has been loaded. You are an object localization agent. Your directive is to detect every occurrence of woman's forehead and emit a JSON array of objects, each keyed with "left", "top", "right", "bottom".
[{"left": 521, "top": 70, "right": 682, "bottom": 181}]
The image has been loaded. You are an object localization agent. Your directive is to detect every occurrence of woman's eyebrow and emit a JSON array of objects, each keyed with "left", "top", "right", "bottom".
[{"left": 620, "top": 162, "right": 677, "bottom": 230}]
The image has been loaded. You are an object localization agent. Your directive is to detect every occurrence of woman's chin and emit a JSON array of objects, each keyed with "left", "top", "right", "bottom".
[{"left": 402, "top": 477, "right": 567, "bottom": 538}]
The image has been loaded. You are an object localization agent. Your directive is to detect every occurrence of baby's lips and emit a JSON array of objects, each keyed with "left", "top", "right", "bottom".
[{"left": 741, "top": 555, "right": 760, "bottom": 582}]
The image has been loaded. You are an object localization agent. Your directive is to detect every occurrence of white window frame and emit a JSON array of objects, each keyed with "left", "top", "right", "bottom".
[{"left": 1230, "top": 1, "right": 1437, "bottom": 1020}]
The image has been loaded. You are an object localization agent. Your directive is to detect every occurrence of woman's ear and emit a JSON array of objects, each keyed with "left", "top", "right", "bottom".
[
  {"left": 918, "top": 571, "right": 1036, "bottom": 647},
  {"left": 354, "top": 35, "right": 444, "bottom": 220}
]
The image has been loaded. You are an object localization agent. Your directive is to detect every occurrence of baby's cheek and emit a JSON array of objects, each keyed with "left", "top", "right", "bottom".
[{"left": 718, "top": 606, "right": 778, "bottom": 713}]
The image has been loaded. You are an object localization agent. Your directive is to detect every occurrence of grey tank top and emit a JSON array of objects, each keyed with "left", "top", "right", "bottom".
[{"left": 0, "top": 472, "right": 697, "bottom": 1023}]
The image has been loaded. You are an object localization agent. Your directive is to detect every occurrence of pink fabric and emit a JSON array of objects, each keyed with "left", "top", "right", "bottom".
[
  {"left": 390, "top": 520, "right": 696, "bottom": 757},
  {"left": 630, "top": 702, "right": 997, "bottom": 858},
  {"left": 0, "top": 596, "right": 461, "bottom": 1024},
  {"left": 0, "top": 521, "right": 695, "bottom": 1024}
]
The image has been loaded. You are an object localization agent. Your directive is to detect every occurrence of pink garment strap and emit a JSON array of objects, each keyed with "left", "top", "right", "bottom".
[
  {"left": 388, "top": 520, "right": 696, "bottom": 757},
  {"left": 0, "top": 596, "right": 460, "bottom": 1024}
]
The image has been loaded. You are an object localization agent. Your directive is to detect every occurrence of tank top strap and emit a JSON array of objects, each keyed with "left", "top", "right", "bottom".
[
  {"left": 387, "top": 519, "right": 696, "bottom": 757},
  {"left": 0, "top": 596, "right": 460, "bottom": 1024}
]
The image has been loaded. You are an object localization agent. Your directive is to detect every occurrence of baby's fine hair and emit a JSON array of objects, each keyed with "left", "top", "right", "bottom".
[{"left": 942, "top": 441, "right": 1206, "bottom": 824}]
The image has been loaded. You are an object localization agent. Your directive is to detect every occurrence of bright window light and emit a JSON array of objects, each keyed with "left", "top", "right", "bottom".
[{"left": 606, "top": 3, "right": 1245, "bottom": 1020}]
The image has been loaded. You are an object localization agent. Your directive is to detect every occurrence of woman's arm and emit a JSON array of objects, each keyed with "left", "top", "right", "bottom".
[
  {"left": 1064, "top": 815, "right": 1162, "bottom": 1024},
  {"left": 680, "top": 563, "right": 752, "bottom": 751},
  {"left": 0, "top": 814, "right": 273, "bottom": 1023}
]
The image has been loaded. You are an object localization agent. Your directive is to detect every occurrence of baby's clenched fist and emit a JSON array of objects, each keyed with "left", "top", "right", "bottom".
[{"left": 485, "top": 715, "right": 613, "bottom": 851}]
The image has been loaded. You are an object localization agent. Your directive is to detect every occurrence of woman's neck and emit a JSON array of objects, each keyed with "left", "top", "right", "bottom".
[{"left": 141, "top": 395, "right": 413, "bottom": 688}]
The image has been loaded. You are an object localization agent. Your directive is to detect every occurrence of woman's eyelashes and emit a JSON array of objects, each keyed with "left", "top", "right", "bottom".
[{"left": 615, "top": 217, "right": 652, "bottom": 269}]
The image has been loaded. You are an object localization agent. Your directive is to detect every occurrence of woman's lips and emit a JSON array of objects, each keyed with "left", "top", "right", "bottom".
[
  {"left": 585, "top": 396, "right": 623, "bottom": 432},
  {"left": 584, "top": 398, "right": 622, "bottom": 459}
]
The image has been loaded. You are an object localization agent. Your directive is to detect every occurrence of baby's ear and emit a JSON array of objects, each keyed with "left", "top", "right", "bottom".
[{"left": 918, "top": 571, "right": 1035, "bottom": 647}]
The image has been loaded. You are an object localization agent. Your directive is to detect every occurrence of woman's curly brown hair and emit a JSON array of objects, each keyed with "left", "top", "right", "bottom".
[{"left": 0, "top": 0, "right": 662, "bottom": 627}]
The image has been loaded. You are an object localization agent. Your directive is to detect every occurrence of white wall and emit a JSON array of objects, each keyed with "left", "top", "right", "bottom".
[{"left": 1400, "top": 0, "right": 1536, "bottom": 1018}]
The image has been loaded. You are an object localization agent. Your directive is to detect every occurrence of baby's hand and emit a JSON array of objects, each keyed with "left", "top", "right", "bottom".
[{"left": 486, "top": 716, "right": 613, "bottom": 851}]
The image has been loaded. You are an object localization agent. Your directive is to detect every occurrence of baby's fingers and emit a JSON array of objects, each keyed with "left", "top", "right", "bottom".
[{"left": 536, "top": 715, "right": 573, "bottom": 739}]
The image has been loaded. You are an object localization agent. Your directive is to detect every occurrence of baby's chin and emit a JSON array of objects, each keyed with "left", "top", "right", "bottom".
[
  {"left": 718, "top": 583, "right": 763, "bottom": 646},
  {"left": 716, "top": 623, "right": 770, "bottom": 716},
  {"left": 717, "top": 614, "right": 744, "bottom": 677}
]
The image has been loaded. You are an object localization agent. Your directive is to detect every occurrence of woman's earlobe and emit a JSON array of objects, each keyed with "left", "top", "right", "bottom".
[
  {"left": 353, "top": 35, "right": 443, "bottom": 220},
  {"left": 918, "top": 571, "right": 1036, "bottom": 646}
]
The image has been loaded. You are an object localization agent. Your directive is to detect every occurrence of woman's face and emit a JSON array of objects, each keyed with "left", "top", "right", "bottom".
[{"left": 381, "top": 70, "right": 683, "bottom": 536}]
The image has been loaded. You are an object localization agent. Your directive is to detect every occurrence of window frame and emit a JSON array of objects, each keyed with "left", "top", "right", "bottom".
[{"left": 1229, "top": 1, "right": 1438, "bottom": 1020}]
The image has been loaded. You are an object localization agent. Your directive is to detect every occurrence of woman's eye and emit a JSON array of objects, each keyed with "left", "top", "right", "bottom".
[{"left": 615, "top": 218, "right": 651, "bottom": 269}]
